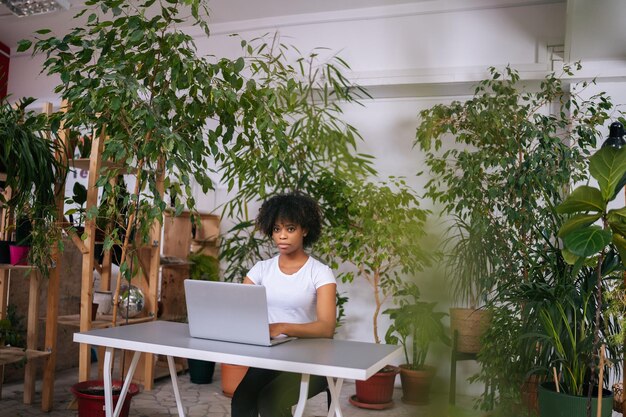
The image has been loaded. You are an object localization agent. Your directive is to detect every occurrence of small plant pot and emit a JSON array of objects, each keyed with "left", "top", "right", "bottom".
[
  {"left": 70, "top": 379, "right": 139, "bottom": 417},
  {"left": 450, "top": 307, "right": 491, "bottom": 354},
  {"left": 188, "top": 359, "right": 215, "bottom": 384},
  {"left": 0, "top": 240, "right": 12, "bottom": 264},
  {"left": 399, "top": 364, "right": 435, "bottom": 405},
  {"left": 9, "top": 245, "right": 30, "bottom": 265},
  {"left": 353, "top": 365, "right": 399, "bottom": 406}
]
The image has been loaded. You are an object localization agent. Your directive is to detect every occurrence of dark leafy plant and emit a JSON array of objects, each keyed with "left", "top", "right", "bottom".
[
  {"left": 65, "top": 182, "right": 87, "bottom": 229},
  {"left": 0, "top": 97, "right": 66, "bottom": 271},
  {"left": 383, "top": 282, "right": 449, "bottom": 370},
  {"left": 0, "top": 304, "right": 26, "bottom": 348},
  {"left": 556, "top": 145, "right": 626, "bottom": 408},
  {"left": 188, "top": 253, "right": 219, "bottom": 282}
]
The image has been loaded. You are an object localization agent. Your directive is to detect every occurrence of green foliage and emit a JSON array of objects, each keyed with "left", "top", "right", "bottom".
[
  {"left": 383, "top": 282, "right": 449, "bottom": 369},
  {"left": 0, "top": 304, "right": 26, "bottom": 348},
  {"left": 554, "top": 145, "right": 626, "bottom": 396},
  {"left": 415, "top": 64, "right": 614, "bottom": 306},
  {"left": 27, "top": 0, "right": 266, "bottom": 282},
  {"left": 188, "top": 253, "right": 219, "bottom": 281},
  {"left": 0, "top": 97, "right": 66, "bottom": 271},
  {"left": 415, "top": 63, "right": 622, "bottom": 410},
  {"left": 218, "top": 34, "right": 376, "bottom": 283},
  {"left": 317, "top": 176, "right": 436, "bottom": 343},
  {"left": 65, "top": 182, "right": 88, "bottom": 228}
]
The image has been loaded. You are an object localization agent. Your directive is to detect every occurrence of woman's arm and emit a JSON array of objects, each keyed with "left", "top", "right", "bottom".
[{"left": 269, "top": 283, "right": 337, "bottom": 339}]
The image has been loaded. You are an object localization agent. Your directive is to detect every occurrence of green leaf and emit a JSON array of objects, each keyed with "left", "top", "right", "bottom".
[
  {"left": 590, "top": 146, "right": 626, "bottom": 201},
  {"left": 556, "top": 186, "right": 605, "bottom": 214},
  {"left": 557, "top": 213, "right": 602, "bottom": 238},
  {"left": 563, "top": 225, "right": 612, "bottom": 257},
  {"left": 561, "top": 247, "right": 579, "bottom": 265},
  {"left": 613, "top": 234, "right": 626, "bottom": 267},
  {"left": 16, "top": 39, "right": 32, "bottom": 53}
]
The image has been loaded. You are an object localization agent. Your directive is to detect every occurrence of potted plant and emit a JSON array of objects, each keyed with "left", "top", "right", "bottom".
[
  {"left": 383, "top": 282, "right": 449, "bottom": 405},
  {"left": 319, "top": 176, "right": 436, "bottom": 408},
  {"left": 0, "top": 96, "right": 65, "bottom": 271},
  {"left": 65, "top": 182, "right": 87, "bottom": 235},
  {"left": 443, "top": 214, "right": 494, "bottom": 354},
  {"left": 537, "top": 143, "right": 626, "bottom": 417},
  {"left": 414, "top": 64, "right": 621, "bottom": 411},
  {"left": 186, "top": 252, "right": 219, "bottom": 385}
]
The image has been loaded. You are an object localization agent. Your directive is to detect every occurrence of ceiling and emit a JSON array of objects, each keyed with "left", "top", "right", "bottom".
[
  {"left": 0, "top": 0, "right": 432, "bottom": 49},
  {"left": 2, "top": 0, "right": 625, "bottom": 63}
]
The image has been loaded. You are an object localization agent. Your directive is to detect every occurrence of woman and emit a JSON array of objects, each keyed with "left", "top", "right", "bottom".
[{"left": 231, "top": 192, "right": 337, "bottom": 417}]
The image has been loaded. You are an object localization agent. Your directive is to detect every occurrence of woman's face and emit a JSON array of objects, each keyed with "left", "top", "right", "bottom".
[{"left": 272, "top": 219, "right": 307, "bottom": 256}]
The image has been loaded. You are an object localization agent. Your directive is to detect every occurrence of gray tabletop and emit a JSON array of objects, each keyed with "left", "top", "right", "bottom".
[{"left": 74, "top": 321, "right": 402, "bottom": 380}]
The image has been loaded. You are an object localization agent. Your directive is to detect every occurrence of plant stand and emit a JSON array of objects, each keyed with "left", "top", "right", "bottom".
[
  {"left": 449, "top": 330, "right": 493, "bottom": 409},
  {"left": 0, "top": 102, "right": 66, "bottom": 411}
]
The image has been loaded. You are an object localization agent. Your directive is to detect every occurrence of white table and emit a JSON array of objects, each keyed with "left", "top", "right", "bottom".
[{"left": 74, "top": 321, "right": 402, "bottom": 417}]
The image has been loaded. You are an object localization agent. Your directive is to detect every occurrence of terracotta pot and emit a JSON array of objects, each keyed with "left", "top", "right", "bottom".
[
  {"left": 521, "top": 374, "right": 543, "bottom": 415},
  {"left": 449, "top": 307, "right": 491, "bottom": 353},
  {"left": 220, "top": 363, "right": 248, "bottom": 398},
  {"left": 354, "top": 365, "right": 399, "bottom": 405},
  {"left": 399, "top": 364, "right": 435, "bottom": 405}
]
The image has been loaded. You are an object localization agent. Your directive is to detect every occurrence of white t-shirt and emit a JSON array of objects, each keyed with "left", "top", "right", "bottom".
[{"left": 247, "top": 255, "right": 336, "bottom": 324}]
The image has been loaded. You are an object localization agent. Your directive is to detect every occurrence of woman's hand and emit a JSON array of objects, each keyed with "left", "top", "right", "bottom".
[{"left": 269, "top": 323, "right": 287, "bottom": 338}]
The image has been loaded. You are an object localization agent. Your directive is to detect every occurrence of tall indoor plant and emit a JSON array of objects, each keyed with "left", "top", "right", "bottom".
[
  {"left": 415, "top": 64, "right": 620, "bottom": 411},
  {"left": 318, "top": 176, "right": 436, "bottom": 407},
  {"left": 542, "top": 143, "right": 626, "bottom": 417},
  {"left": 24, "top": 0, "right": 281, "bottom": 319},
  {"left": 383, "top": 282, "right": 449, "bottom": 405}
]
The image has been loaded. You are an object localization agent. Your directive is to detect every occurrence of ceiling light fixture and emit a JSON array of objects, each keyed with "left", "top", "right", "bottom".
[{"left": 1, "top": 0, "right": 70, "bottom": 17}]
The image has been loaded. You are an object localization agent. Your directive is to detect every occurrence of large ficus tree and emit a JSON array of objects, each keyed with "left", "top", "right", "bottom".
[{"left": 21, "top": 0, "right": 260, "bottom": 285}]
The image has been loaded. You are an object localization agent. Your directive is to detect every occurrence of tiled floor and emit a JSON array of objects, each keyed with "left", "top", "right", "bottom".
[{"left": 1, "top": 363, "right": 473, "bottom": 417}]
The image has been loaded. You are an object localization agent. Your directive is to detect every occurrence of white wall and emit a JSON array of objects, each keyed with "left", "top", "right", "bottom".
[{"left": 8, "top": 0, "right": 626, "bottom": 398}]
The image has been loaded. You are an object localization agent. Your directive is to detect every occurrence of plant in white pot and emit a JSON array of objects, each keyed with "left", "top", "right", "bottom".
[
  {"left": 318, "top": 176, "right": 437, "bottom": 408},
  {"left": 383, "top": 282, "right": 449, "bottom": 405}
]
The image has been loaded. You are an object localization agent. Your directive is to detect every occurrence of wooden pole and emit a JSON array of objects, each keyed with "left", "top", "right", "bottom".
[
  {"left": 78, "top": 125, "right": 105, "bottom": 382},
  {"left": 597, "top": 344, "right": 606, "bottom": 417},
  {"left": 42, "top": 100, "right": 69, "bottom": 411}
]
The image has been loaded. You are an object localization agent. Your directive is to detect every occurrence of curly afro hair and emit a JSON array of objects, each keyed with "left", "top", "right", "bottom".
[{"left": 256, "top": 192, "right": 322, "bottom": 247}]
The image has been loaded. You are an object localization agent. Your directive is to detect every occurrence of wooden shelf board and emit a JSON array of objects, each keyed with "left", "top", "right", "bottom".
[
  {"left": 56, "top": 314, "right": 154, "bottom": 329},
  {"left": 0, "top": 263, "right": 36, "bottom": 270},
  {"left": 69, "top": 158, "right": 132, "bottom": 175},
  {"left": 160, "top": 256, "right": 192, "bottom": 267},
  {"left": 0, "top": 347, "right": 51, "bottom": 366}
]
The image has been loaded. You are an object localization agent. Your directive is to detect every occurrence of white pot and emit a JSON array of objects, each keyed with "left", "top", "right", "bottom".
[{"left": 94, "top": 291, "right": 113, "bottom": 315}]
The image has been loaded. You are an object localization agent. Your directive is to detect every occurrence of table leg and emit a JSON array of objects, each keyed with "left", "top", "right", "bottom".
[
  {"left": 292, "top": 373, "right": 310, "bottom": 417},
  {"left": 325, "top": 377, "right": 344, "bottom": 417},
  {"left": 166, "top": 356, "right": 186, "bottom": 417},
  {"left": 103, "top": 348, "right": 140, "bottom": 417}
]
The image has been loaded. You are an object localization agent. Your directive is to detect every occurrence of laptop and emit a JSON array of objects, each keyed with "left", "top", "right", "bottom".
[{"left": 184, "top": 279, "right": 296, "bottom": 346}]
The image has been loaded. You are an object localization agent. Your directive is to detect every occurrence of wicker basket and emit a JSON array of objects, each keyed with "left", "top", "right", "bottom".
[{"left": 614, "top": 382, "right": 624, "bottom": 414}]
